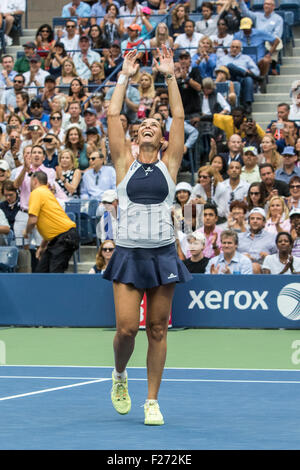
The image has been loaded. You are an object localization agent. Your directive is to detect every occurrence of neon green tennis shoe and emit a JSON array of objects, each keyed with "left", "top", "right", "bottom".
[
  {"left": 144, "top": 400, "right": 164, "bottom": 425},
  {"left": 111, "top": 372, "right": 131, "bottom": 415}
]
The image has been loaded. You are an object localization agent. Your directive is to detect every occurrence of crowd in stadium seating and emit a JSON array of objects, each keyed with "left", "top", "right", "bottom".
[{"left": 0, "top": 0, "right": 300, "bottom": 274}]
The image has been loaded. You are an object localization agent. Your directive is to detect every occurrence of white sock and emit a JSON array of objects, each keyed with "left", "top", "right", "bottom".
[
  {"left": 145, "top": 399, "right": 158, "bottom": 405},
  {"left": 113, "top": 368, "right": 127, "bottom": 382}
]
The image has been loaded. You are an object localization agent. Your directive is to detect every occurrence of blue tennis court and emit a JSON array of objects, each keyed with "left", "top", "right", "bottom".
[{"left": 1, "top": 365, "right": 300, "bottom": 450}]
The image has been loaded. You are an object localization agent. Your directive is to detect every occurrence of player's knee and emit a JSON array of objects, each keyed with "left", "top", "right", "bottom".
[
  {"left": 147, "top": 322, "right": 167, "bottom": 342},
  {"left": 117, "top": 325, "right": 139, "bottom": 340}
]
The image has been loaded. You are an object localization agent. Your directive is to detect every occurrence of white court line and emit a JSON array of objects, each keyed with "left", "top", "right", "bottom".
[{"left": 0, "top": 378, "right": 110, "bottom": 402}]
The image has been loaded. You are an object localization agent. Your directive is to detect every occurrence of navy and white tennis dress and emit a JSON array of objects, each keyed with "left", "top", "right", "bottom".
[{"left": 103, "top": 159, "right": 192, "bottom": 289}]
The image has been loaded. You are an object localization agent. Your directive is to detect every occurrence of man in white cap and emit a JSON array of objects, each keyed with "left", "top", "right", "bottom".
[
  {"left": 96, "top": 189, "right": 118, "bottom": 243},
  {"left": 275, "top": 147, "right": 300, "bottom": 185},
  {"left": 241, "top": 146, "right": 261, "bottom": 184},
  {"left": 237, "top": 207, "right": 277, "bottom": 273}
]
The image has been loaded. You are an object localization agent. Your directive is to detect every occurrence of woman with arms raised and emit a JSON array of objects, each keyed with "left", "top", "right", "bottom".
[{"left": 103, "top": 47, "right": 191, "bottom": 426}]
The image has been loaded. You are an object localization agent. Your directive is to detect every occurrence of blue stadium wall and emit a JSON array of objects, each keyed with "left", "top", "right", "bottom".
[{"left": 0, "top": 274, "right": 300, "bottom": 329}]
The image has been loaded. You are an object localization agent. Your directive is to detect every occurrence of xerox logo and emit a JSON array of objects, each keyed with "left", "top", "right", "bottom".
[
  {"left": 277, "top": 283, "right": 300, "bottom": 321},
  {"left": 188, "top": 289, "right": 269, "bottom": 310}
]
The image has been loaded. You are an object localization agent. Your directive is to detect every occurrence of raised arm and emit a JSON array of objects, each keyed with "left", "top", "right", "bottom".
[
  {"left": 154, "top": 47, "right": 185, "bottom": 182},
  {"left": 107, "top": 50, "right": 139, "bottom": 184}
]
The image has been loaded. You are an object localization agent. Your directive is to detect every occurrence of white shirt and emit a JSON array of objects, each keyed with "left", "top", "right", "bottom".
[
  {"left": 175, "top": 32, "right": 204, "bottom": 52},
  {"left": 61, "top": 34, "right": 80, "bottom": 56},
  {"left": 220, "top": 179, "right": 250, "bottom": 212},
  {"left": 0, "top": 0, "right": 25, "bottom": 13},
  {"left": 23, "top": 69, "right": 50, "bottom": 96},
  {"left": 195, "top": 17, "right": 218, "bottom": 37},
  {"left": 191, "top": 182, "right": 228, "bottom": 219},
  {"left": 262, "top": 253, "right": 300, "bottom": 274}
]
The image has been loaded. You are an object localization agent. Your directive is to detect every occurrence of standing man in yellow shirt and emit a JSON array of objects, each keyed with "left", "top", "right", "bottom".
[{"left": 23, "top": 171, "right": 79, "bottom": 273}]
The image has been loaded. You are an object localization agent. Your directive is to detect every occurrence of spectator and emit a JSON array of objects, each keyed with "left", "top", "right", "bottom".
[
  {"left": 83, "top": 107, "right": 104, "bottom": 136},
  {"left": 24, "top": 170, "right": 79, "bottom": 273},
  {"left": 37, "top": 75, "right": 58, "bottom": 115},
  {"left": 266, "top": 103, "right": 290, "bottom": 140},
  {"left": 258, "top": 134, "right": 282, "bottom": 170},
  {"left": 0, "top": 0, "right": 25, "bottom": 46},
  {"left": 194, "top": 203, "right": 222, "bottom": 259},
  {"left": 56, "top": 59, "right": 79, "bottom": 94},
  {"left": 275, "top": 147, "right": 300, "bottom": 185},
  {"left": 0, "top": 73, "right": 25, "bottom": 118},
  {"left": 237, "top": 207, "right": 276, "bottom": 273},
  {"left": 14, "top": 42, "right": 37, "bottom": 74},
  {"left": 213, "top": 106, "right": 265, "bottom": 141},
  {"left": 23, "top": 54, "right": 50, "bottom": 97},
  {"left": 73, "top": 34, "right": 101, "bottom": 80},
  {"left": 216, "top": 39, "right": 260, "bottom": 114},
  {"left": 259, "top": 163, "right": 290, "bottom": 202},
  {"left": 21, "top": 119, "right": 46, "bottom": 150},
  {"left": 219, "top": 133, "right": 243, "bottom": 166},
  {"left": 265, "top": 195, "right": 291, "bottom": 234},
  {"left": 276, "top": 121, "right": 299, "bottom": 154},
  {"left": 119, "top": 0, "right": 142, "bottom": 30},
  {"left": 28, "top": 97, "right": 50, "bottom": 129},
  {"left": 288, "top": 80, "right": 300, "bottom": 125},
  {"left": 174, "top": 20, "right": 204, "bottom": 53},
  {"left": 0, "top": 180, "right": 20, "bottom": 232},
  {"left": 15, "top": 91, "right": 31, "bottom": 123},
  {"left": 191, "top": 36, "right": 217, "bottom": 79},
  {"left": 2, "top": 128, "right": 23, "bottom": 170},
  {"left": 0, "top": 160, "right": 11, "bottom": 201},
  {"left": 221, "top": 160, "right": 249, "bottom": 211},
  {"left": 212, "top": 66, "right": 237, "bottom": 109},
  {"left": 191, "top": 166, "right": 228, "bottom": 222},
  {"left": 64, "top": 125, "right": 89, "bottom": 170},
  {"left": 262, "top": 232, "right": 300, "bottom": 274},
  {"left": 121, "top": 24, "right": 146, "bottom": 63},
  {"left": 210, "top": 17, "right": 233, "bottom": 56},
  {"left": 48, "top": 111, "right": 65, "bottom": 142},
  {"left": 103, "top": 40, "right": 123, "bottom": 78},
  {"left": 137, "top": 72, "right": 156, "bottom": 119},
  {"left": 217, "top": 0, "right": 242, "bottom": 35},
  {"left": 88, "top": 24, "right": 109, "bottom": 52},
  {"left": 210, "top": 154, "right": 228, "bottom": 180},
  {"left": 198, "top": 77, "right": 230, "bottom": 118},
  {"left": 96, "top": 189, "right": 119, "bottom": 242},
  {"left": 41, "top": 133, "right": 60, "bottom": 169},
  {"left": 183, "top": 231, "right": 209, "bottom": 273},
  {"left": 286, "top": 176, "right": 300, "bottom": 212},
  {"left": 206, "top": 229, "right": 253, "bottom": 274},
  {"left": 35, "top": 24, "right": 56, "bottom": 59},
  {"left": 241, "top": 146, "right": 261, "bottom": 184},
  {"left": 86, "top": 126, "right": 107, "bottom": 157},
  {"left": 0, "top": 206, "right": 10, "bottom": 244},
  {"left": 59, "top": 19, "right": 80, "bottom": 58},
  {"left": 139, "top": 7, "right": 156, "bottom": 39},
  {"left": 226, "top": 200, "right": 248, "bottom": 233},
  {"left": 87, "top": 61, "right": 105, "bottom": 93},
  {"left": 99, "top": 4, "right": 124, "bottom": 43},
  {"left": 195, "top": 2, "right": 218, "bottom": 37},
  {"left": 172, "top": 181, "right": 193, "bottom": 233},
  {"left": 150, "top": 23, "right": 174, "bottom": 60},
  {"left": 67, "top": 77, "right": 90, "bottom": 110},
  {"left": 62, "top": 101, "right": 86, "bottom": 132},
  {"left": 55, "top": 149, "right": 82, "bottom": 198},
  {"left": 61, "top": 0, "right": 92, "bottom": 18},
  {"left": 80, "top": 149, "right": 116, "bottom": 200},
  {"left": 242, "top": 118, "right": 262, "bottom": 150},
  {"left": 169, "top": 4, "right": 188, "bottom": 40},
  {"left": 234, "top": 17, "right": 280, "bottom": 78},
  {"left": 44, "top": 42, "right": 68, "bottom": 80},
  {"left": 89, "top": 240, "right": 116, "bottom": 274},
  {"left": 174, "top": 51, "right": 202, "bottom": 119},
  {"left": 290, "top": 208, "right": 300, "bottom": 258},
  {"left": 0, "top": 55, "right": 17, "bottom": 89}
]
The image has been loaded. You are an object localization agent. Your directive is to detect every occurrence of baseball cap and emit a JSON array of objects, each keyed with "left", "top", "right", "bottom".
[
  {"left": 84, "top": 107, "right": 97, "bottom": 116},
  {"left": 240, "top": 17, "right": 253, "bottom": 29},
  {"left": 102, "top": 189, "right": 118, "bottom": 203},
  {"left": 23, "top": 41, "right": 36, "bottom": 49},
  {"left": 127, "top": 24, "right": 142, "bottom": 31},
  {"left": 187, "top": 231, "right": 206, "bottom": 245},
  {"left": 29, "top": 54, "right": 42, "bottom": 63},
  {"left": 175, "top": 181, "right": 192, "bottom": 194},
  {"left": 289, "top": 207, "right": 300, "bottom": 218},
  {"left": 86, "top": 126, "right": 99, "bottom": 135},
  {"left": 282, "top": 146, "right": 296, "bottom": 156},
  {"left": 179, "top": 50, "right": 190, "bottom": 58},
  {"left": 141, "top": 6, "right": 152, "bottom": 14},
  {"left": 111, "top": 40, "right": 121, "bottom": 48},
  {"left": 0, "top": 160, "right": 9, "bottom": 171},
  {"left": 243, "top": 146, "right": 258, "bottom": 156},
  {"left": 79, "top": 34, "right": 90, "bottom": 41},
  {"left": 249, "top": 207, "right": 266, "bottom": 219},
  {"left": 214, "top": 65, "right": 230, "bottom": 79}
]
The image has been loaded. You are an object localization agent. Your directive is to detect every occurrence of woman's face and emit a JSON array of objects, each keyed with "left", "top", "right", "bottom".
[
  {"left": 40, "top": 26, "right": 51, "bottom": 39},
  {"left": 177, "top": 6, "right": 185, "bottom": 18},
  {"left": 261, "top": 136, "right": 274, "bottom": 152},
  {"left": 16, "top": 94, "right": 26, "bottom": 108},
  {"left": 71, "top": 80, "right": 81, "bottom": 93},
  {"left": 64, "top": 61, "right": 73, "bottom": 74},
  {"left": 276, "top": 234, "right": 291, "bottom": 253},
  {"left": 138, "top": 118, "right": 162, "bottom": 147},
  {"left": 198, "top": 171, "right": 211, "bottom": 186},
  {"left": 102, "top": 242, "right": 115, "bottom": 261},
  {"left": 68, "top": 129, "right": 79, "bottom": 144},
  {"left": 176, "top": 190, "right": 190, "bottom": 205},
  {"left": 218, "top": 20, "right": 227, "bottom": 34},
  {"left": 216, "top": 71, "right": 227, "bottom": 82},
  {"left": 249, "top": 185, "right": 261, "bottom": 203},
  {"left": 108, "top": 4, "right": 117, "bottom": 15},
  {"left": 269, "top": 198, "right": 283, "bottom": 217},
  {"left": 200, "top": 38, "right": 211, "bottom": 51},
  {"left": 55, "top": 46, "right": 64, "bottom": 55},
  {"left": 290, "top": 180, "right": 300, "bottom": 198},
  {"left": 211, "top": 156, "right": 223, "bottom": 172},
  {"left": 90, "top": 26, "right": 100, "bottom": 37},
  {"left": 91, "top": 63, "right": 102, "bottom": 75},
  {"left": 140, "top": 74, "right": 151, "bottom": 89},
  {"left": 8, "top": 116, "right": 21, "bottom": 129},
  {"left": 295, "top": 138, "right": 300, "bottom": 152},
  {"left": 60, "top": 151, "right": 73, "bottom": 168}
]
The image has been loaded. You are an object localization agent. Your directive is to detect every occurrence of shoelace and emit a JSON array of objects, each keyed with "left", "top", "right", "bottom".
[{"left": 114, "top": 382, "right": 128, "bottom": 401}]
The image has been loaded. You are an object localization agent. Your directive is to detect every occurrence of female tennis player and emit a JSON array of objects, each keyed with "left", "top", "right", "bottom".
[{"left": 103, "top": 46, "right": 192, "bottom": 425}]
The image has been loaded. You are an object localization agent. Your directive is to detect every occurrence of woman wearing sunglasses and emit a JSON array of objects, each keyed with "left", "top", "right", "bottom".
[
  {"left": 286, "top": 175, "right": 300, "bottom": 211},
  {"left": 35, "top": 24, "right": 55, "bottom": 58},
  {"left": 48, "top": 111, "right": 65, "bottom": 143},
  {"left": 89, "top": 240, "right": 116, "bottom": 274},
  {"left": 104, "top": 47, "right": 191, "bottom": 426},
  {"left": 56, "top": 149, "right": 82, "bottom": 198}
]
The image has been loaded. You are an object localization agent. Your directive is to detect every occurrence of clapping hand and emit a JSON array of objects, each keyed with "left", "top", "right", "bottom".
[
  {"left": 153, "top": 45, "right": 175, "bottom": 78},
  {"left": 122, "top": 49, "right": 140, "bottom": 77}
]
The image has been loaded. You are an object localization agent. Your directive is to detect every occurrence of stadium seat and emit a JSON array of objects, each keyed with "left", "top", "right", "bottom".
[
  {"left": 66, "top": 212, "right": 78, "bottom": 273},
  {"left": 0, "top": 247, "right": 19, "bottom": 272},
  {"left": 80, "top": 199, "right": 99, "bottom": 245},
  {"left": 251, "top": 0, "right": 265, "bottom": 11},
  {"left": 242, "top": 46, "right": 259, "bottom": 64},
  {"left": 279, "top": 0, "right": 300, "bottom": 24},
  {"left": 65, "top": 199, "right": 82, "bottom": 260},
  {"left": 276, "top": 10, "right": 295, "bottom": 46},
  {"left": 0, "top": 19, "right": 6, "bottom": 54}
]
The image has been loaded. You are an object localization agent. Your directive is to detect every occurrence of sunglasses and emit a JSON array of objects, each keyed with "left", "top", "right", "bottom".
[
  {"left": 290, "top": 184, "right": 300, "bottom": 189},
  {"left": 14, "top": 79, "right": 24, "bottom": 83},
  {"left": 31, "top": 104, "right": 42, "bottom": 108},
  {"left": 50, "top": 116, "right": 61, "bottom": 120},
  {"left": 199, "top": 175, "right": 210, "bottom": 179},
  {"left": 66, "top": 25, "right": 75, "bottom": 28},
  {"left": 41, "top": 29, "right": 50, "bottom": 33},
  {"left": 102, "top": 247, "right": 114, "bottom": 252},
  {"left": 250, "top": 191, "right": 260, "bottom": 195}
]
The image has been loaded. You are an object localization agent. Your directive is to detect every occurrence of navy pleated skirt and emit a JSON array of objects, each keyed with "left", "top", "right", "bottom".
[{"left": 102, "top": 243, "right": 192, "bottom": 289}]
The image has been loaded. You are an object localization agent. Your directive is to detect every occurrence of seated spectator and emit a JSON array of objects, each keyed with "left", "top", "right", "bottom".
[
  {"left": 64, "top": 125, "right": 88, "bottom": 170},
  {"left": 191, "top": 36, "right": 217, "bottom": 79},
  {"left": 137, "top": 72, "right": 156, "bottom": 119},
  {"left": 246, "top": 182, "right": 266, "bottom": 212},
  {"left": 215, "top": 39, "right": 260, "bottom": 114},
  {"left": 174, "top": 20, "right": 204, "bottom": 54},
  {"left": 89, "top": 239, "right": 116, "bottom": 274},
  {"left": 96, "top": 189, "right": 118, "bottom": 242},
  {"left": 191, "top": 167, "right": 228, "bottom": 222},
  {"left": 119, "top": 0, "right": 141, "bottom": 30},
  {"left": 276, "top": 121, "right": 299, "bottom": 155},
  {"left": 73, "top": 34, "right": 101, "bottom": 81},
  {"left": 237, "top": 207, "right": 277, "bottom": 273},
  {"left": 55, "top": 59, "right": 79, "bottom": 95},
  {"left": 214, "top": 65, "right": 237, "bottom": 108},
  {"left": 15, "top": 91, "right": 31, "bottom": 123},
  {"left": 48, "top": 111, "right": 65, "bottom": 142},
  {"left": 0, "top": 160, "right": 11, "bottom": 201},
  {"left": 288, "top": 80, "right": 300, "bottom": 125},
  {"left": 265, "top": 195, "right": 291, "bottom": 234},
  {"left": 0, "top": 73, "right": 25, "bottom": 119},
  {"left": 103, "top": 40, "right": 123, "bottom": 78},
  {"left": 67, "top": 78, "right": 90, "bottom": 110},
  {"left": 217, "top": 0, "right": 242, "bottom": 35},
  {"left": 169, "top": 4, "right": 188, "bottom": 40},
  {"left": 210, "top": 154, "right": 228, "bottom": 180},
  {"left": 221, "top": 160, "right": 249, "bottom": 212},
  {"left": 210, "top": 17, "right": 233, "bottom": 57},
  {"left": 234, "top": 17, "right": 280, "bottom": 79},
  {"left": 44, "top": 42, "right": 68, "bottom": 80},
  {"left": 58, "top": 19, "right": 79, "bottom": 58},
  {"left": 242, "top": 118, "right": 262, "bottom": 150},
  {"left": 0, "top": 180, "right": 20, "bottom": 232},
  {"left": 193, "top": 203, "right": 222, "bottom": 259},
  {"left": 63, "top": 101, "right": 86, "bottom": 133},
  {"left": 28, "top": 97, "right": 50, "bottom": 129},
  {"left": 258, "top": 134, "right": 282, "bottom": 170},
  {"left": 206, "top": 229, "right": 253, "bottom": 274},
  {"left": 0, "top": 206, "right": 10, "bottom": 244},
  {"left": 84, "top": 107, "right": 104, "bottom": 135},
  {"left": 198, "top": 77, "right": 230, "bottom": 118},
  {"left": 174, "top": 52, "right": 202, "bottom": 119},
  {"left": 241, "top": 146, "right": 261, "bottom": 184},
  {"left": 195, "top": 2, "right": 218, "bottom": 36},
  {"left": 88, "top": 61, "right": 105, "bottom": 93},
  {"left": 294, "top": 138, "right": 300, "bottom": 167},
  {"left": 2, "top": 128, "right": 23, "bottom": 170},
  {"left": 35, "top": 24, "right": 56, "bottom": 59},
  {"left": 21, "top": 119, "right": 46, "bottom": 151},
  {"left": 150, "top": 23, "right": 174, "bottom": 61},
  {"left": 41, "top": 133, "right": 60, "bottom": 169},
  {"left": 99, "top": 4, "right": 124, "bottom": 43},
  {"left": 80, "top": 150, "right": 116, "bottom": 200},
  {"left": 23, "top": 54, "right": 50, "bottom": 97},
  {"left": 183, "top": 231, "right": 209, "bottom": 273},
  {"left": 138, "top": 7, "right": 156, "bottom": 40},
  {"left": 259, "top": 163, "right": 290, "bottom": 203},
  {"left": 55, "top": 148, "right": 82, "bottom": 198},
  {"left": 61, "top": 0, "right": 92, "bottom": 18},
  {"left": 172, "top": 181, "right": 193, "bottom": 233},
  {"left": 213, "top": 105, "right": 265, "bottom": 141},
  {"left": 275, "top": 147, "right": 300, "bottom": 185},
  {"left": 14, "top": 42, "right": 37, "bottom": 74},
  {"left": 0, "top": 0, "right": 25, "bottom": 46},
  {"left": 266, "top": 103, "right": 290, "bottom": 140},
  {"left": 7, "top": 113, "right": 23, "bottom": 134},
  {"left": 226, "top": 200, "right": 248, "bottom": 232},
  {"left": 86, "top": 127, "right": 107, "bottom": 160},
  {"left": 0, "top": 55, "right": 17, "bottom": 89},
  {"left": 219, "top": 133, "right": 243, "bottom": 166},
  {"left": 290, "top": 207, "right": 300, "bottom": 257},
  {"left": 121, "top": 24, "right": 146, "bottom": 64},
  {"left": 37, "top": 75, "right": 58, "bottom": 115},
  {"left": 285, "top": 176, "right": 300, "bottom": 212},
  {"left": 262, "top": 232, "right": 300, "bottom": 274}
]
